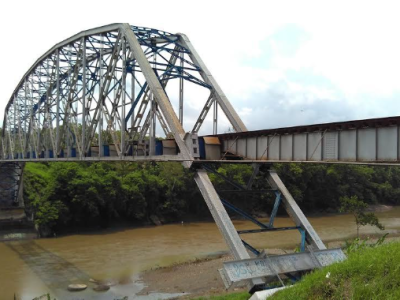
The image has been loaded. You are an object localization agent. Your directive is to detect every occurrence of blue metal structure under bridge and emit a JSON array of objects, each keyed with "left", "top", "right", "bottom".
[{"left": 1, "top": 23, "right": 397, "bottom": 292}]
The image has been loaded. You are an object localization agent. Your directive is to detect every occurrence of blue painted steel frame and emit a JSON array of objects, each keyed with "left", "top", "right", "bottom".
[
  {"left": 268, "top": 191, "right": 282, "bottom": 227},
  {"left": 203, "top": 165, "right": 308, "bottom": 255}
]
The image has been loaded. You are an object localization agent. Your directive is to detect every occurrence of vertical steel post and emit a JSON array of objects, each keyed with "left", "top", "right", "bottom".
[
  {"left": 56, "top": 49, "right": 60, "bottom": 156},
  {"left": 81, "top": 38, "right": 86, "bottom": 157},
  {"left": 129, "top": 52, "right": 135, "bottom": 156},
  {"left": 24, "top": 79, "right": 28, "bottom": 155},
  {"left": 74, "top": 46, "right": 79, "bottom": 156},
  {"left": 179, "top": 50, "right": 184, "bottom": 124},
  {"left": 13, "top": 95, "right": 17, "bottom": 157},
  {"left": 121, "top": 37, "right": 127, "bottom": 157},
  {"left": 37, "top": 64, "right": 42, "bottom": 159},
  {"left": 213, "top": 100, "right": 218, "bottom": 135},
  {"left": 66, "top": 46, "right": 72, "bottom": 157},
  {"left": 98, "top": 34, "right": 104, "bottom": 157},
  {"left": 131, "top": 54, "right": 135, "bottom": 131},
  {"left": 44, "top": 59, "right": 50, "bottom": 155},
  {"left": 30, "top": 78, "right": 36, "bottom": 157},
  {"left": 149, "top": 53, "right": 156, "bottom": 156}
]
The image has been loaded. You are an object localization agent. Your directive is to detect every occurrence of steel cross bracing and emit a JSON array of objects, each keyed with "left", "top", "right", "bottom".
[{"left": 0, "top": 23, "right": 343, "bottom": 292}]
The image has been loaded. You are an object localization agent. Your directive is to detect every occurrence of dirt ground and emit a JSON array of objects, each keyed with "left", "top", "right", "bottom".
[
  {"left": 138, "top": 249, "right": 292, "bottom": 299},
  {"left": 138, "top": 253, "right": 237, "bottom": 298}
]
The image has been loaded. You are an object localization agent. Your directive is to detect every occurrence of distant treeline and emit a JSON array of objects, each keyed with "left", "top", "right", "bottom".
[{"left": 23, "top": 162, "right": 400, "bottom": 233}]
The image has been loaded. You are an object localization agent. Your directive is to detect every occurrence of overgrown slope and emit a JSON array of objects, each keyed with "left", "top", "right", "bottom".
[{"left": 271, "top": 242, "right": 400, "bottom": 300}]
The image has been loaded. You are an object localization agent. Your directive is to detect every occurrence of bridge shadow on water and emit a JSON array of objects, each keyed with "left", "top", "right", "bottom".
[
  {"left": 6, "top": 240, "right": 178, "bottom": 300},
  {"left": 7, "top": 240, "right": 91, "bottom": 297},
  {"left": 6, "top": 240, "right": 138, "bottom": 300}
]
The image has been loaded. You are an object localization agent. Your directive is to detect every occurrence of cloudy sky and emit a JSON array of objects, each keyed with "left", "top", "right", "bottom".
[{"left": 1, "top": 0, "right": 400, "bottom": 133}]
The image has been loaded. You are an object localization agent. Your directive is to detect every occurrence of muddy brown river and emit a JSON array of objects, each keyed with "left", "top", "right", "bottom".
[{"left": 1, "top": 207, "right": 400, "bottom": 299}]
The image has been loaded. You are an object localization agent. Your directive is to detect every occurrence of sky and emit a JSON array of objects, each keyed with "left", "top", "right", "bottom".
[{"left": 1, "top": 0, "right": 400, "bottom": 133}]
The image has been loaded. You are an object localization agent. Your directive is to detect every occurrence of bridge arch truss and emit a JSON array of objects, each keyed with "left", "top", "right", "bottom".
[{"left": 1, "top": 23, "right": 245, "bottom": 161}]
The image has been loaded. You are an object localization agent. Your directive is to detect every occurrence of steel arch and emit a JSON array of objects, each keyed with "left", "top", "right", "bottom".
[{"left": 1, "top": 23, "right": 245, "bottom": 161}]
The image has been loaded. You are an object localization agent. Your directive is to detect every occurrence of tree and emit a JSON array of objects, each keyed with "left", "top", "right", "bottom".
[{"left": 339, "top": 195, "right": 385, "bottom": 238}]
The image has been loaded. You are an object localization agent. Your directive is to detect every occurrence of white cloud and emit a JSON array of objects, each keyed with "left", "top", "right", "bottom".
[{"left": 1, "top": 0, "right": 400, "bottom": 133}]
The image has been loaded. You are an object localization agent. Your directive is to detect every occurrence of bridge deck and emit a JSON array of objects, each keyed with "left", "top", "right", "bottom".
[
  {"left": 2, "top": 116, "right": 400, "bottom": 165},
  {"left": 214, "top": 116, "right": 400, "bottom": 165}
]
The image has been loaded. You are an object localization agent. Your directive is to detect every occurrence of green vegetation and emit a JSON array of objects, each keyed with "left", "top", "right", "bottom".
[
  {"left": 23, "top": 162, "right": 400, "bottom": 234},
  {"left": 340, "top": 195, "right": 385, "bottom": 237},
  {"left": 191, "top": 291, "right": 249, "bottom": 300},
  {"left": 271, "top": 242, "right": 400, "bottom": 300},
  {"left": 24, "top": 162, "right": 198, "bottom": 233},
  {"left": 272, "top": 163, "right": 400, "bottom": 211}
]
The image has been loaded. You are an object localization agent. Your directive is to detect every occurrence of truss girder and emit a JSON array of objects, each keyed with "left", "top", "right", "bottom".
[{"left": 1, "top": 23, "right": 244, "bottom": 162}]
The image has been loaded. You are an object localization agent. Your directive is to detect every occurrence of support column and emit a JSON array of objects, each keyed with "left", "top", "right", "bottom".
[
  {"left": 194, "top": 169, "right": 264, "bottom": 288},
  {"left": 213, "top": 100, "right": 218, "bottom": 135},
  {"left": 16, "top": 163, "right": 24, "bottom": 207},
  {"left": 0, "top": 162, "right": 24, "bottom": 207},
  {"left": 267, "top": 169, "right": 326, "bottom": 250}
]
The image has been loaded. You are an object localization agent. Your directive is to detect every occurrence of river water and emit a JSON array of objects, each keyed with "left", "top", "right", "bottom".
[{"left": 1, "top": 207, "right": 400, "bottom": 299}]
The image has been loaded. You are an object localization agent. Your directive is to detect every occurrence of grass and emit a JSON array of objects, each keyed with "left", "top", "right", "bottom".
[
  {"left": 191, "top": 291, "right": 249, "bottom": 300},
  {"left": 271, "top": 241, "right": 400, "bottom": 300}
]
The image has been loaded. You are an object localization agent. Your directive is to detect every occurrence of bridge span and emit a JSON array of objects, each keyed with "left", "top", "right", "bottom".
[
  {"left": 2, "top": 115, "right": 400, "bottom": 165},
  {"left": 0, "top": 23, "right": 391, "bottom": 292}
]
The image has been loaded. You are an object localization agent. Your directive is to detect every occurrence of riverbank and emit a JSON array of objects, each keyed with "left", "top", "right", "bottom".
[
  {"left": 138, "top": 235, "right": 400, "bottom": 299},
  {"left": 3, "top": 206, "right": 400, "bottom": 300}
]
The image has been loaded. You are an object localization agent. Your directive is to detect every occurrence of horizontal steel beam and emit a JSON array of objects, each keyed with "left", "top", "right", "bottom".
[
  {"left": 4, "top": 157, "right": 400, "bottom": 166},
  {"left": 237, "top": 226, "right": 300, "bottom": 234},
  {"left": 0, "top": 155, "right": 185, "bottom": 163},
  {"left": 223, "top": 248, "right": 346, "bottom": 283}
]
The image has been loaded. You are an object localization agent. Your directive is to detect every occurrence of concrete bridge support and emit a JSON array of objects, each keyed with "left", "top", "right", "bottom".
[{"left": 0, "top": 162, "right": 24, "bottom": 207}]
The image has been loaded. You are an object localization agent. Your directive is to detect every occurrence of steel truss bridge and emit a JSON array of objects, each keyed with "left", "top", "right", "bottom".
[{"left": 0, "top": 23, "right": 397, "bottom": 292}]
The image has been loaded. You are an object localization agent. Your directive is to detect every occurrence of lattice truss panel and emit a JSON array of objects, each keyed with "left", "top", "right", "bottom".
[{"left": 1, "top": 24, "right": 245, "bottom": 160}]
